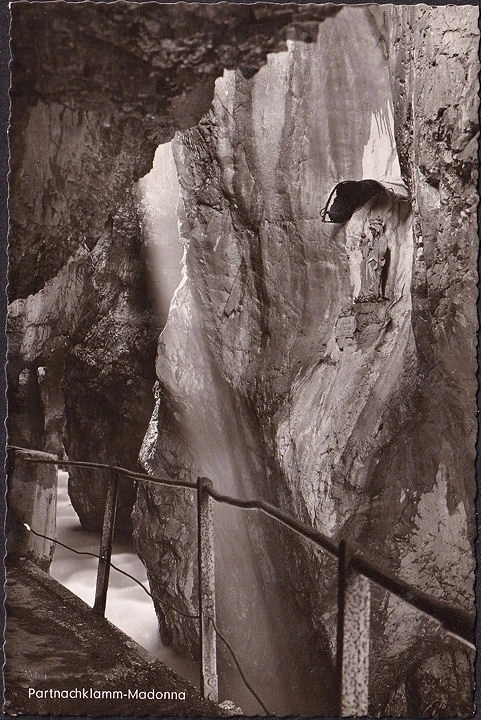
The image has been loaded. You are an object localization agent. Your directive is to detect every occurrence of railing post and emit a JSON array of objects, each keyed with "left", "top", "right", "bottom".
[
  {"left": 93, "top": 466, "right": 119, "bottom": 617},
  {"left": 197, "top": 476, "right": 218, "bottom": 702},
  {"left": 7, "top": 446, "right": 59, "bottom": 571},
  {"left": 336, "top": 539, "right": 371, "bottom": 716}
]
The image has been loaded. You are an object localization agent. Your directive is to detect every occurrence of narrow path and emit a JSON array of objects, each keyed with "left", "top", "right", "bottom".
[{"left": 4, "top": 560, "right": 220, "bottom": 716}]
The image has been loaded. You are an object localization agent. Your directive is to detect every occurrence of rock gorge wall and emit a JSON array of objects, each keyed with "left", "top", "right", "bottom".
[
  {"left": 133, "top": 5, "right": 478, "bottom": 715},
  {"left": 7, "top": 1, "right": 338, "bottom": 544},
  {"left": 7, "top": 3, "right": 478, "bottom": 716},
  {"left": 376, "top": 7, "right": 479, "bottom": 713}
]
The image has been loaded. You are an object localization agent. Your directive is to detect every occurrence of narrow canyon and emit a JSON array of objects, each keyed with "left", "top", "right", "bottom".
[{"left": 7, "top": 3, "right": 478, "bottom": 716}]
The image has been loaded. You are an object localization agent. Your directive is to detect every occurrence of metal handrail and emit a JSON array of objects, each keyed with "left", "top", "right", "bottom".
[
  {"left": 8, "top": 445, "right": 474, "bottom": 643},
  {"left": 7, "top": 445, "right": 197, "bottom": 490},
  {"left": 8, "top": 444, "right": 476, "bottom": 713},
  {"left": 205, "top": 483, "right": 474, "bottom": 645}
]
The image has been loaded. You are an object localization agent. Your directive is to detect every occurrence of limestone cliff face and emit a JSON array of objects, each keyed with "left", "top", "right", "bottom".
[
  {"left": 9, "top": 1, "right": 339, "bottom": 304},
  {"left": 374, "top": 7, "right": 479, "bottom": 713},
  {"left": 133, "top": 6, "right": 477, "bottom": 715},
  {"left": 8, "top": 1, "right": 339, "bottom": 539},
  {"left": 7, "top": 3, "right": 478, "bottom": 716},
  {"left": 63, "top": 190, "right": 160, "bottom": 533}
]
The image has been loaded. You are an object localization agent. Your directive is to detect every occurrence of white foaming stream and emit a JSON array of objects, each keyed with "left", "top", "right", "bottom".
[{"left": 50, "top": 471, "right": 199, "bottom": 687}]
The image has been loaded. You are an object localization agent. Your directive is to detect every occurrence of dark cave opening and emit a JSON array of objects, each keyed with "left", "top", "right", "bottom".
[{"left": 321, "top": 178, "right": 409, "bottom": 224}]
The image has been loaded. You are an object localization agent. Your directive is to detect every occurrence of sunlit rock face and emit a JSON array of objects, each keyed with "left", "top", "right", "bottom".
[
  {"left": 8, "top": 1, "right": 339, "bottom": 536},
  {"left": 133, "top": 6, "right": 477, "bottom": 715},
  {"left": 9, "top": 2, "right": 339, "bottom": 302}
]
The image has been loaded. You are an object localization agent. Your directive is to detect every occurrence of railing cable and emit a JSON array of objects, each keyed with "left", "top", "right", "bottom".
[
  {"left": 204, "top": 484, "right": 474, "bottom": 648},
  {"left": 11, "top": 447, "right": 475, "bottom": 646},
  {"left": 23, "top": 522, "right": 272, "bottom": 714},
  {"left": 8, "top": 446, "right": 197, "bottom": 490},
  {"left": 210, "top": 617, "right": 271, "bottom": 715},
  {"left": 205, "top": 482, "right": 338, "bottom": 556},
  {"left": 23, "top": 523, "right": 199, "bottom": 620}
]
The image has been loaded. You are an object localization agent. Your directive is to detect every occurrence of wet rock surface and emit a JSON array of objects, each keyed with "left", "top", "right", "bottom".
[
  {"left": 9, "top": 2, "right": 339, "bottom": 302},
  {"left": 8, "top": 0, "right": 339, "bottom": 537},
  {"left": 7, "top": 3, "right": 478, "bottom": 716},
  {"left": 367, "top": 7, "right": 479, "bottom": 713},
  {"left": 134, "top": 6, "right": 477, "bottom": 715}
]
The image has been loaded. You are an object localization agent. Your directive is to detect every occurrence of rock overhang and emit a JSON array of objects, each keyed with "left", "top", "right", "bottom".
[{"left": 321, "top": 179, "right": 410, "bottom": 224}]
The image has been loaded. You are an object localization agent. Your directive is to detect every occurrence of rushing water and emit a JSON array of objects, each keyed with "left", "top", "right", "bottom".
[
  {"left": 50, "top": 472, "right": 269, "bottom": 712},
  {"left": 50, "top": 471, "right": 199, "bottom": 688}
]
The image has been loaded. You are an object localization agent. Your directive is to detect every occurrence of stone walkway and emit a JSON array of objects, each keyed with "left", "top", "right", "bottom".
[{"left": 4, "top": 560, "right": 220, "bottom": 716}]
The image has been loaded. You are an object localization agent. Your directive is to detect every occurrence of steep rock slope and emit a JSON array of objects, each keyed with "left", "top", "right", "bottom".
[
  {"left": 134, "top": 6, "right": 477, "bottom": 715},
  {"left": 63, "top": 190, "right": 159, "bottom": 533}
]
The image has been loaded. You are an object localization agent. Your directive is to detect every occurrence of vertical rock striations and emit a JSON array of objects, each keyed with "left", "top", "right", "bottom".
[
  {"left": 63, "top": 190, "right": 160, "bottom": 534},
  {"left": 8, "top": 2, "right": 339, "bottom": 542},
  {"left": 374, "top": 6, "right": 479, "bottom": 714},
  {"left": 8, "top": 3, "right": 478, "bottom": 714},
  {"left": 134, "top": 6, "right": 478, "bottom": 715}
]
